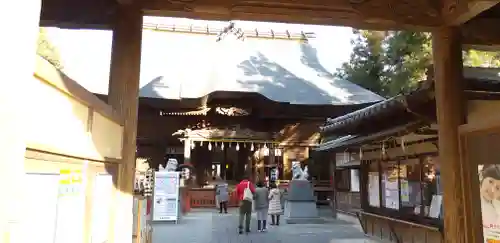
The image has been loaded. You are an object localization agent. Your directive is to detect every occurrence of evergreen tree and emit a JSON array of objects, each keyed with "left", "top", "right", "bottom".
[
  {"left": 336, "top": 30, "right": 500, "bottom": 98},
  {"left": 334, "top": 30, "right": 389, "bottom": 96}
]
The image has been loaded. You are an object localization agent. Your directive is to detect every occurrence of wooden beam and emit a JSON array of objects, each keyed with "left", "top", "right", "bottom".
[
  {"left": 141, "top": 0, "right": 442, "bottom": 30},
  {"left": 0, "top": 0, "right": 41, "bottom": 241},
  {"left": 117, "top": 0, "right": 134, "bottom": 5},
  {"left": 442, "top": 0, "right": 499, "bottom": 25},
  {"left": 432, "top": 27, "right": 478, "bottom": 243},
  {"left": 461, "top": 18, "right": 500, "bottom": 49},
  {"left": 107, "top": 3, "right": 143, "bottom": 243}
]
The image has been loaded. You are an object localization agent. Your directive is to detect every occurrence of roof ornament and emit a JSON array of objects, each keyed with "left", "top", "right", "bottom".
[{"left": 216, "top": 22, "right": 245, "bottom": 42}]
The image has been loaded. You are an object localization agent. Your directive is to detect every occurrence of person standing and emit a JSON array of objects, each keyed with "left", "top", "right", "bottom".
[
  {"left": 215, "top": 177, "right": 229, "bottom": 214},
  {"left": 254, "top": 181, "right": 270, "bottom": 232},
  {"left": 268, "top": 183, "right": 283, "bottom": 226},
  {"left": 235, "top": 176, "right": 256, "bottom": 234}
]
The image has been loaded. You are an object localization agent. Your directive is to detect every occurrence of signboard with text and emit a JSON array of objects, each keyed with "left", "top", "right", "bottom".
[{"left": 152, "top": 171, "right": 180, "bottom": 222}]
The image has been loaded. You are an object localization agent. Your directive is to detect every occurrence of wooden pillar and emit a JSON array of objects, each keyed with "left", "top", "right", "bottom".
[
  {"left": 283, "top": 147, "right": 291, "bottom": 180},
  {"left": 360, "top": 161, "right": 369, "bottom": 210},
  {"left": 269, "top": 144, "right": 275, "bottom": 185},
  {"left": 232, "top": 147, "right": 238, "bottom": 181},
  {"left": 191, "top": 141, "right": 204, "bottom": 186},
  {"left": 0, "top": 0, "right": 41, "bottom": 241},
  {"left": 236, "top": 146, "right": 247, "bottom": 181},
  {"left": 247, "top": 149, "right": 253, "bottom": 180},
  {"left": 149, "top": 147, "right": 165, "bottom": 170},
  {"left": 329, "top": 152, "right": 337, "bottom": 218},
  {"left": 183, "top": 138, "right": 191, "bottom": 166},
  {"left": 432, "top": 27, "right": 473, "bottom": 243},
  {"left": 257, "top": 148, "right": 265, "bottom": 182},
  {"left": 107, "top": 3, "right": 143, "bottom": 243},
  {"left": 223, "top": 145, "right": 228, "bottom": 180}
]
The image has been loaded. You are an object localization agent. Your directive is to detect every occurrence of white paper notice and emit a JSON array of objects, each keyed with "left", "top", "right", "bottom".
[{"left": 153, "top": 171, "right": 180, "bottom": 221}]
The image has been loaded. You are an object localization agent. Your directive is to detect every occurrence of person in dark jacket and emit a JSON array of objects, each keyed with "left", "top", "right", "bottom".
[{"left": 215, "top": 177, "right": 229, "bottom": 214}]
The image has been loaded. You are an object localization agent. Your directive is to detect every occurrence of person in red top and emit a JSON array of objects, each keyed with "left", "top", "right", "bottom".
[{"left": 235, "top": 176, "right": 256, "bottom": 234}]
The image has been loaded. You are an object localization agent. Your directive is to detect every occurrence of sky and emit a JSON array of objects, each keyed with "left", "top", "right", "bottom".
[{"left": 45, "top": 16, "right": 355, "bottom": 86}]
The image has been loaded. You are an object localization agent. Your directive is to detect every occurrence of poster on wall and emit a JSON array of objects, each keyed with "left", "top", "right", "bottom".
[
  {"left": 55, "top": 168, "right": 86, "bottom": 243},
  {"left": 350, "top": 169, "right": 360, "bottom": 192},
  {"left": 368, "top": 172, "right": 380, "bottom": 207},
  {"left": 479, "top": 164, "right": 500, "bottom": 242},
  {"left": 153, "top": 171, "right": 180, "bottom": 222},
  {"left": 383, "top": 174, "right": 400, "bottom": 210},
  {"left": 24, "top": 173, "right": 60, "bottom": 243},
  {"left": 400, "top": 179, "right": 410, "bottom": 203},
  {"left": 90, "top": 174, "right": 113, "bottom": 243},
  {"left": 428, "top": 194, "right": 443, "bottom": 219}
]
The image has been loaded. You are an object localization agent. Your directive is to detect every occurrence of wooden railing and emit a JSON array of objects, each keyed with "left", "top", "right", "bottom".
[
  {"left": 189, "top": 188, "right": 216, "bottom": 208},
  {"left": 186, "top": 188, "right": 240, "bottom": 209},
  {"left": 181, "top": 180, "right": 332, "bottom": 211},
  {"left": 356, "top": 211, "right": 443, "bottom": 243}
]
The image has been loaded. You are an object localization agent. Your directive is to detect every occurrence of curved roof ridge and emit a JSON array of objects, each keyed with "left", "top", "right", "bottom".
[
  {"left": 143, "top": 22, "right": 316, "bottom": 41},
  {"left": 320, "top": 96, "right": 405, "bottom": 132}
]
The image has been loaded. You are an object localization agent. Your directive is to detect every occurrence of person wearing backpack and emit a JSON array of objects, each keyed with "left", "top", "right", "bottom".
[{"left": 235, "top": 176, "right": 256, "bottom": 234}]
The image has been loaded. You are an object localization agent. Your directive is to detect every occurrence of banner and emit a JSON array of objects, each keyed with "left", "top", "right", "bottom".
[
  {"left": 479, "top": 165, "right": 500, "bottom": 242},
  {"left": 368, "top": 172, "right": 380, "bottom": 207}
]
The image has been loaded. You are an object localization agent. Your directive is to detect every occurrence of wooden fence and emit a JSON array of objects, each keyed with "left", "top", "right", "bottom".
[{"left": 182, "top": 180, "right": 331, "bottom": 211}]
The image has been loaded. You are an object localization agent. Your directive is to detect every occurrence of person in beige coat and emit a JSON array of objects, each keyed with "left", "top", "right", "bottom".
[{"left": 268, "top": 183, "right": 283, "bottom": 226}]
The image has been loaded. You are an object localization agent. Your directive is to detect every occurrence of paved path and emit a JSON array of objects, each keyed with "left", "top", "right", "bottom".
[{"left": 151, "top": 208, "right": 378, "bottom": 243}]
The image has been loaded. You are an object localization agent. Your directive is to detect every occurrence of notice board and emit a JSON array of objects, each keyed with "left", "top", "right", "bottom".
[{"left": 152, "top": 171, "right": 180, "bottom": 222}]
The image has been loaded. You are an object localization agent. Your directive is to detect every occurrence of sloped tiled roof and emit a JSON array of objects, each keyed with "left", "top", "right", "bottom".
[
  {"left": 319, "top": 66, "right": 500, "bottom": 136},
  {"left": 63, "top": 29, "right": 384, "bottom": 105}
]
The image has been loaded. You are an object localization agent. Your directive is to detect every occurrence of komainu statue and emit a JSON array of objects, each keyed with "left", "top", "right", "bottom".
[
  {"left": 165, "top": 158, "right": 178, "bottom": 172},
  {"left": 291, "top": 161, "right": 309, "bottom": 180}
]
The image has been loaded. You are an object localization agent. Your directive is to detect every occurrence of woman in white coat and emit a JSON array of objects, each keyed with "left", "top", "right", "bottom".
[{"left": 268, "top": 183, "right": 283, "bottom": 226}]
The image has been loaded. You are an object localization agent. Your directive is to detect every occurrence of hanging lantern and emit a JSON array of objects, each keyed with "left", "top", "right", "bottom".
[
  {"left": 381, "top": 142, "right": 387, "bottom": 159},
  {"left": 236, "top": 143, "right": 240, "bottom": 151},
  {"left": 208, "top": 142, "right": 212, "bottom": 151},
  {"left": 401, "top": 137, "right": 406, "bottom": 152},
  {"left": 221, "top": 142, "right": 225, "bottom": 150},
  {"left": 263, "top": 143, "right": 269, "bottom": 156},
  {"left": 191, "top": 141, "right": 195, "bottom": 149},
  {"left": 359, "top": 147, "right": 363, "bottom": 159},
  {"left": 250, "top": 143, "right": 254, "bottom": 151},
  {"left": 200, "top": 141, "right": 204, "bottom": 146}
]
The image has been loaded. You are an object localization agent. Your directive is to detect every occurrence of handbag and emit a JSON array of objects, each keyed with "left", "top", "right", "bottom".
[{"left": 243, "top": 182, "right": 253, "bottom": 201}]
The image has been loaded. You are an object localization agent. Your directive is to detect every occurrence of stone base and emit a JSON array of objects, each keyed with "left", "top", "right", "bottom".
[{"left": 284, "top": 200, "right": 323, "bottom": 224}]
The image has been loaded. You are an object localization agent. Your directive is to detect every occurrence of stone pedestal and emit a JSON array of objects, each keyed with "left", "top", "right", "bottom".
[{"left": 284, "top": 180, "right": 324, "bottom": 224}]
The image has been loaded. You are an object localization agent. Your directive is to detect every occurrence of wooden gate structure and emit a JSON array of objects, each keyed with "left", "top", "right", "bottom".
[{"left": 3, "top": 0, "right": 500, "bottom": 242}]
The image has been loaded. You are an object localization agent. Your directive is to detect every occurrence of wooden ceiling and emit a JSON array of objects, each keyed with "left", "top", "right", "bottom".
[{"left": 40, "top": 0, "right": 500, "bottom": 47}]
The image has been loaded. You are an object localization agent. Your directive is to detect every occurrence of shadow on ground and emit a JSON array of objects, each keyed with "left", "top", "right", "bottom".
[{"left": 151, "top": 207, "right": 377, "bottom": 243}]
